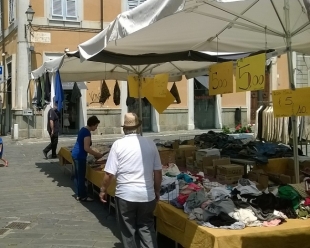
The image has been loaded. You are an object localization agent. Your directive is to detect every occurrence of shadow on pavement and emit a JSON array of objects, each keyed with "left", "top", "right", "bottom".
[
  {"left": 35, "top": 161, "right": 122, "bottom": 248},
  {"left": 35, "top": 161, "right": 179, "bottom": 248}
]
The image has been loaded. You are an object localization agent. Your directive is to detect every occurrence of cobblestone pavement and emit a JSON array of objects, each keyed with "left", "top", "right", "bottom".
[{"left": 0, "top": 132, "right": 197, "bottom": 248}]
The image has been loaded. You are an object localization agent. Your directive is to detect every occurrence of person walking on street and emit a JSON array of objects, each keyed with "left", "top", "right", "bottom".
[
  {"left": 43, "top": 103, "right": 60, "bottom": 159},
  {"left": 99, "top": 113, "right": 162, "bottom": 248},
  {"left": 71, "top": 116, "right": 104, "bottom": 202},
  {"left": 0, "top": 137, "right": 8, "bottom": 167}
]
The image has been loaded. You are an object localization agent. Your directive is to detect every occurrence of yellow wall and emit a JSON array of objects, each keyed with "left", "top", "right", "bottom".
[
  {"left": 30, "top": 0, "right": 45, "bottom": 17},
  {"left": 86, "top": 80, "right": 120, "bottom": 109},
  {"left": 103, "top": 0, "right": 122, "bottom": 22},
  {"left": 221, "top": 76, "right": 247, "bottom": 107}
]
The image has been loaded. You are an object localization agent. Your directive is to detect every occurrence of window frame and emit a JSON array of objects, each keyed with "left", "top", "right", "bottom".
[
  {"left": 50, "top": 0, "right": 78, "bottom": 22},
  {"left": 8, "top": 0, "right": 16, "bottom": 25}
]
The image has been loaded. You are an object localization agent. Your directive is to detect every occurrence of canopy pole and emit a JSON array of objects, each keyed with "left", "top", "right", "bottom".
[
  {"left": 284, "top": 0, "right": 299, "bottom": 183},
  {"left": 138, "top": 75, "right": 143, "bottom": 136}
]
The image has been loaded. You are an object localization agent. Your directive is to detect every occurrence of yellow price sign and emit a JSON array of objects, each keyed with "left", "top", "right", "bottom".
[
  {"left": 127, "top": 76, "right": 154, "bottom": 98},
  {"left": 272, "top": 89, "right": 294, "bottom": 117},
  {"left": 272, "top": 87, "right": 310, "bottom": 117},
  {"left": 127, "top": 75, "right": 140, "bottom": 98},
  {"left": 143, "top": 80, "right": 175, "bottom": 114},
  {"left": 293, "top": 87, "right": 310, "bottom": 116},
  {"left": 154, "top": 74, "right": 169, "bottom": 98},
  {"left": 209, "top": 61, "right": 234, "bottom": 96},
  {"left": 236, "top": 53, "right": 266, "bottom": 92}
]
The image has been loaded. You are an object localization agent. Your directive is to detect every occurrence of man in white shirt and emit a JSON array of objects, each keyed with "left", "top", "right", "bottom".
[{"left": 99, "top": 113, "right": 162, "bottom": 248}]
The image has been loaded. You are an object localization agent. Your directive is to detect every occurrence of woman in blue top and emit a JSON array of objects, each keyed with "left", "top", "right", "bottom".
[{"left": 71, "top": 116, "right": 103, "bottom": 202}]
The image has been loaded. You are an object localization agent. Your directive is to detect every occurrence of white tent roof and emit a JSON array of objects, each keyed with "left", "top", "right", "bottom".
[
  {"left": 32, "top": 50, "right": 258, "bottom": 82},
  {"left": 78, "top": 0, "right": 310, "bottom": 59},
  {"left": 31, "top": 55, "right": 65, "bottom": 79}
]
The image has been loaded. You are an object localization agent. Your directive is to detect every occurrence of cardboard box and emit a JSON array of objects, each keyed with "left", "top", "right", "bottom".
[
  {"left": 205, "top": 166, "right": 216, "bottom": 178},
  {"left": 213, "top": 157, "right": 231, "bottom": 167},
  {"left": 196, "top": 149, "right": 220, "bottom": 163},
  {"left": 203, "top": 155, "right": 221, "bottom": 167},
  {"left": 216, "top": 174, "right": 242, "bottom": 185},
  {"left": 217, "top": 164, "right": 244, "bottom": 176},
  {"left": 176, "top": 145, "right": 197, "bottom": 159},
  {"left": 202, "top": 155, "right": 220, "bottom": 175},
  {"left": 186, "top": 157, "right": 194, "bottom": 166}
]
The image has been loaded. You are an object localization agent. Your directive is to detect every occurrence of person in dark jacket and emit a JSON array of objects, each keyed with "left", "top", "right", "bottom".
[{"left": 43, "top": 102, "right": 60, "bottom": 159}]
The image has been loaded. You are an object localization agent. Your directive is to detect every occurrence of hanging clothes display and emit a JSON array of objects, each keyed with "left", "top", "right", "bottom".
[
  {"left": 70, "top": 82, "right": 82, "bottom": 103},
  {"left": 170, "top": 82, "right": 181, "bottom": 104},
  {"left": 36, "top": 78, "right": 43, "bottom": 109},
  {"left": 126, "top": 82, "right": 135, "bottom": 106},
  {"left": 54, "top": 71, "right": 64, "bottom": 111},
  {"left": 255, "top": 105, "right": 289, "bottom": 144},
  {"left": 113, "top": 80, "right": 121, "bottom": 106},
  {"left": 256, "top": 105, "right": 268, "bottom": 140},
  {"left": 40, "top": 74, "right": 46, "bottom": 108},
  {"left": 99, "top": 80, "right": 110, "bottom": 105},
  {"left": 44, "top": 72, "right": 51, "bottom": 103},
  {"left": 31, "top": 80, "right": 38, "bottom": 108}
]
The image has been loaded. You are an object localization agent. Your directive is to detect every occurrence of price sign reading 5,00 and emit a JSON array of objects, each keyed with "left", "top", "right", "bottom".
[
  {"left": 209, "top": 61, "right": 234, "bottom": 96},
  {"left": 236, "top": 53, "right": 266, "bottom": 92}
]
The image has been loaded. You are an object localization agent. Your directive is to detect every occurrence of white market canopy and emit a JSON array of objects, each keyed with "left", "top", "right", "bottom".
[
  {"left": 31, "top": 50, "right": 258, "bottom": 82},
  {"left": 78, "top": 0, "right": 310, "bottom": 59}
]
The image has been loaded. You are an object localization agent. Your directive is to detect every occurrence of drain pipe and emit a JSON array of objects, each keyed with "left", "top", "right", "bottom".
[
  {"left": 1, "top": 0, "right": 5, "bottom": 135},
  {"left": 100, "top": 0, "right": 103, "bottom": 30}
]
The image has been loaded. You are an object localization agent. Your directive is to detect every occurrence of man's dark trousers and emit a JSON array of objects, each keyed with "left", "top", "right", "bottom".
[{"left": 43, "top": 132, "right": 58, "bottom": 157}]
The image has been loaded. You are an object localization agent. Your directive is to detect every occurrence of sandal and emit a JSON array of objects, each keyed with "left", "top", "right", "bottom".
[{"left": 79, "top": 197, "right": 94, "bottom": 202}]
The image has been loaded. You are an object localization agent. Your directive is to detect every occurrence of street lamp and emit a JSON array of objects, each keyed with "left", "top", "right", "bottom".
[
  {"left": 24, "top": 5, "right": 35, "bottom": 39},
  {"left": 25, "top": 5, "right": 35, "bottom": 24}
]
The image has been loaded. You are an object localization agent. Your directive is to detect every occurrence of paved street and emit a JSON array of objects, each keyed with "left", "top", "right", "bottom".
[{"left": 0, "top": 131, "right": 206, "bottom": 248}]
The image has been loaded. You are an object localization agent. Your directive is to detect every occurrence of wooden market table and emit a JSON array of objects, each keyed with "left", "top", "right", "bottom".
[{"left": 58, "top": 147, "right": 310, "bottom": 248}]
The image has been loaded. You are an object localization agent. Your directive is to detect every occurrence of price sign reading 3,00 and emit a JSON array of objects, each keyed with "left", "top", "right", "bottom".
[
  {"left": 209, "top": 61, "right": 234, "bottom": 96},
  {"left": 236, "top": 53, "right": 266, "bottom": 92}
]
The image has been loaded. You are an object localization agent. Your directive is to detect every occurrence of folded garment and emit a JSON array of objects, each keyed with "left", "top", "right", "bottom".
[
  {"left": 263, "top": 219, "right": 281, "bottom": 227},
  {"left": 198, "top": 220, "right": 245, "bottom": 230},
  {"left": 186, "top": 190, "right": 207, "bottom": 210},
  {"left": 209, "top": 212, "right": 236, "bottom": 227},
  {"left": 232, "top": 209, "right": 262, "bottom": 227},
  {"left": 203, "top": 198, "right": 236, "bottom": 222},
  {"left": 170, "top": 197, "right": 184, "bottom": 209},
  {"left": 188, "top": 208, "right": 204, "bottom": 221},
  {"left": 233, "top": 179, "right": 261, "bottom": 196},
  {"left": 208, "top": 187, "right": 231, "bottom": 201}
]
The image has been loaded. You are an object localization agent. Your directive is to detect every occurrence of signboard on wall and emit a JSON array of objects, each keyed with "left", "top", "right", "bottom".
[{"left": 31, "top": 32, "right": 51, "bottom": 43}]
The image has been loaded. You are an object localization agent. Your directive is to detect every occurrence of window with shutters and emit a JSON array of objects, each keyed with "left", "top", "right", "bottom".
[
  {"left": 127, "top": 0, "right": 147, "bottom": 10},
  {"left": 8, "top": 0, "right": 15, "bottom": 24},
  {"left": 51, "top": 0, "right": 78, "bottom": 21}
]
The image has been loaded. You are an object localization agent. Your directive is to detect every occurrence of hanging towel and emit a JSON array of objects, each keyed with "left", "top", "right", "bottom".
[
  {"left": 31, "top": 80, "right": 38, "bottom": 107},
  {"left": 113, "top": 80, "right": 121, "bottom": 106},
  {"left": 99, "top": 80, "right": 110, "bottom": 105},
  {"left": 170, "top": 82, "right": 181, "bottom": 104},
  {"left": 71, "top": 82, "right": 82, "bottom": 103},
  {"left": 126, "top": 82, "right": 135, "bottom": 106},
  {"left": 54, "top": 70, "right": 64, "bottom": 111},
  {"left": 36, "top": 78, "right": 43, "bottom": 109},
  {"left": 40, "top": 75, "right": 46, "bottom": 107},
  {"left": 44, "top": 72, "right": 51, "bottom": 103}
]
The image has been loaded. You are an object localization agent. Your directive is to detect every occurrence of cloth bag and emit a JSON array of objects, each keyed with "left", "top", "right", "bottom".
[
  {"left": 113, "top": 80, "right": 121, "bottom": 106},
  {"left": 99, "top": 80, "right": 111, "bottom": 105}
]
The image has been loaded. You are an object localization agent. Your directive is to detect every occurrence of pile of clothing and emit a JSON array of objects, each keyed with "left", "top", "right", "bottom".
[
  {"left": 160, "top": 165, "right": 310, "bottom": 230},
  {"left": 193, "top": 131, "right": 295, "bottom": 164}
]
